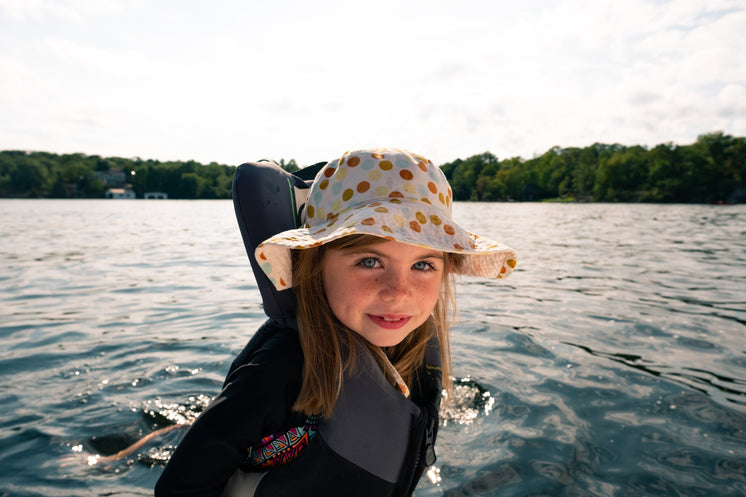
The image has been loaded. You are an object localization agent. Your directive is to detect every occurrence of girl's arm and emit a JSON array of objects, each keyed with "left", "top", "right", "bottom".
[
  {"left": 100, "top": 424, "right": 183, "bottom": 464},
  {"left": 155, "top": 326, "right": 305, "bottom": 497}
]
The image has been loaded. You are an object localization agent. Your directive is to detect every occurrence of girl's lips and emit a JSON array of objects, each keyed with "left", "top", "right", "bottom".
[{"left": 367, "top": 314, "right": 412, "bottom": 330}]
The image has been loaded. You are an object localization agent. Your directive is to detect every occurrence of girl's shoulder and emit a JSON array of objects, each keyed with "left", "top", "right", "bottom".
[{"left": 225, "top": 320, "right": 303, "bottom": 386}]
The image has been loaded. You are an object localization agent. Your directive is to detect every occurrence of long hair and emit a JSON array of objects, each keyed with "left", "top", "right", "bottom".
[{"left": 292, "top": 234, "right": 461, "bottom": 417}]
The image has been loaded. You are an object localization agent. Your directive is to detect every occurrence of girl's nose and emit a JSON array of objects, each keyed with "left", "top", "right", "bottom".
[{"left": 379, "top": 269, "right": 411, "bottom": 301}]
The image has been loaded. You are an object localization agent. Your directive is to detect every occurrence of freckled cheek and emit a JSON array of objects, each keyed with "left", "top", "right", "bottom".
[
  {"left": 325, "top": 275, "right": 374, "bottom": 312},
  {"left": 421, "top": 280, "right": 442, "bottom": 312}
]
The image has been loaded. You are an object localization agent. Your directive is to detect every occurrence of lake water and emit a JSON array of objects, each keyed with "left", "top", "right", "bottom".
[{"left": 1, "top": 199, "right": 744, "bottom": 497}]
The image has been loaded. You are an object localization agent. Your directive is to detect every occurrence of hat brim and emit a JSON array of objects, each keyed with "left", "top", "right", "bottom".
[{"left": 255, "top": 198, "right": 517, "bottom": 290}]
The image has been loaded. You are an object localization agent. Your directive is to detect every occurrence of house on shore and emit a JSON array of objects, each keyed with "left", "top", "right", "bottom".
[
  {"left": 105, "top": 188, "right": 136, "bottom": 199},
  {"left": 144, "top": 192, "right": 168, "bottom": 199}
]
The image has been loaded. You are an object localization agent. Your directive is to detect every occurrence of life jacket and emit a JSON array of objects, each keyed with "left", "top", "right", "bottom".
[{"left": 228, "top": 160, "right": 442, "bottom": 496}]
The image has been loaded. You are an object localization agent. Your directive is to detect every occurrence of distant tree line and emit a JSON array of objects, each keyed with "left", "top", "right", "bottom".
[
  {"left": 1, "top": 132, "right": 744, "bottom": 202},
  {"left": 440, "top": 132, "right": 745, "bottom": 203},
  {"left": 0, "top": 152, "right": 237, "bottom": 199},
  {"left": 0, "top": 152, "right": 302, "bottom": 199}
]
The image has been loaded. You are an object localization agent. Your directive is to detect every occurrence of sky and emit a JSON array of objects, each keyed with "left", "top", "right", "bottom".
[{"left": 1, "top": 0, "right": 744, "bottom": 167}]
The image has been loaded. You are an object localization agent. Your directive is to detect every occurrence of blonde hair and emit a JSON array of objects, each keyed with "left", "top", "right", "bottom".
[{"left": 291, "top": 235, "right": 460, "bottom": 417}]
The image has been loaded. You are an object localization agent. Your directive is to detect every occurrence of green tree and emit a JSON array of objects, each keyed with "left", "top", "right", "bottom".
[
  {"left": 176, "top": 172, "right": 204, "bottom": 198},
  {"left": 3, "top": 136, "right": 745, "bottom": 202},
  {"left": 279, "top": 159, "right": 299, "bottom": 173},
  {"left": 646, "top": 143, "right": 679, "bottom": 201},
  {"left": 9, "top": 158, "right": 50, "bottom": 196}
]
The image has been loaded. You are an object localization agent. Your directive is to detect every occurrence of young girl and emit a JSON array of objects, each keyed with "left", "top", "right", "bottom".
[{"left": 155, "top": 148, "right": 517, "bottom": 497}]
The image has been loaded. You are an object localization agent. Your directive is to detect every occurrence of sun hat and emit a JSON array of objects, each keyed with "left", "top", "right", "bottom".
[{"left": 255, "top": 148, "right": 517, "bottom": 290}]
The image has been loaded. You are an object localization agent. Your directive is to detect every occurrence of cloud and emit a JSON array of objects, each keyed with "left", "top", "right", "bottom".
[
  {"left": 0, "top": 0, "right": 744, "bottom": 165},
  {"left": 628, "top": 91, "right": 663, "bottom": 107},
  {"left": 716, "top": 84, "right": 746, "bottom": 118},
  {"left": 0, "top": 0, "right": 125, "bottom": 23}
]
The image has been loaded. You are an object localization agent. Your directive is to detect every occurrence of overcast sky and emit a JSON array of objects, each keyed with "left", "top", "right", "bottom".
[{"left": 1, "top": 0, "right": 744, "bottom": 167}]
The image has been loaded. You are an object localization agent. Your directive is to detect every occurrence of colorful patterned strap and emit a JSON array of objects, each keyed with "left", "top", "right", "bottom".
[{"left": 246, "top": 415, "right": 320, "bottom": 469}]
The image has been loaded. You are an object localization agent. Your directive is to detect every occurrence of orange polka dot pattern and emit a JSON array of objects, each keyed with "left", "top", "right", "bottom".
[{"left": 256, "top": 148, "right": 517, "bottom": 289}]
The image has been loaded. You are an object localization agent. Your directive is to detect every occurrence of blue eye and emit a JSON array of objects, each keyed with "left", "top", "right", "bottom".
[
  {"left": 413, "top": 261, "right": 433, "bottom": 271},
  {"left": 360, "top": 257, "right": 379, "bottom": 268}
]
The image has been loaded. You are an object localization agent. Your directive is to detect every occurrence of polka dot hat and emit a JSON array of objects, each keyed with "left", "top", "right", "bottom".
[{"left": 256, "top": 148, "right": 517, "bottom": 289}]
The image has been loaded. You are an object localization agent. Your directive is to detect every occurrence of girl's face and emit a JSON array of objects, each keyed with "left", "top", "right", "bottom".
[{"left": 322, "top": 239, "right": 444, "bottom": 347}]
